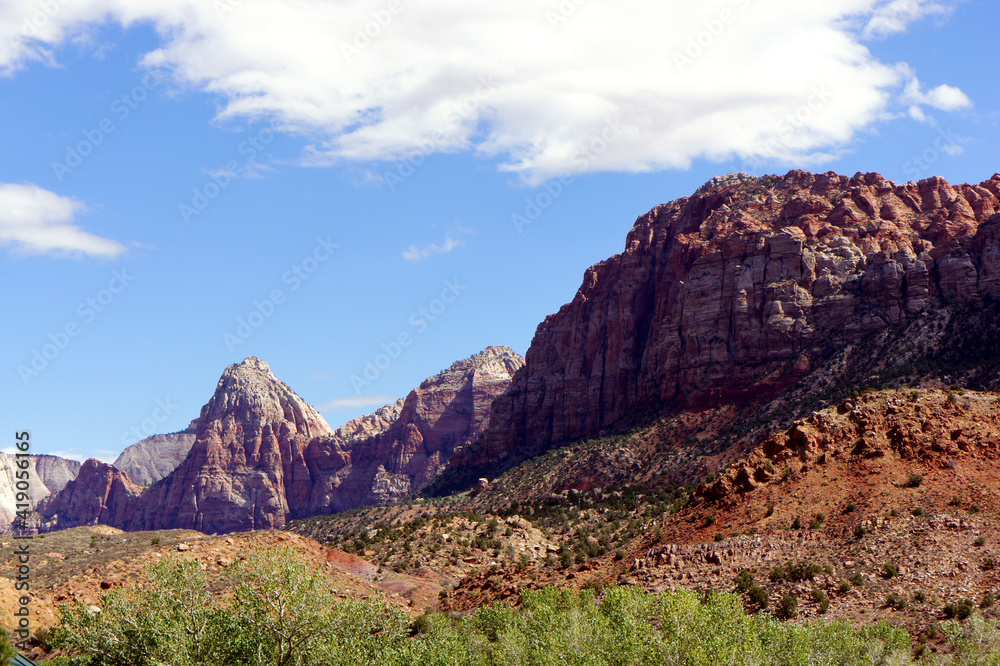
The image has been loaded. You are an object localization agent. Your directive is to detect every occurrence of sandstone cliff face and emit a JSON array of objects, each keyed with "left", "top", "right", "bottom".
[
  {"left": 442, "top": 171, "right": 1000, "bottom": 488},
  {"left": 0, "top": 454, "right": 80, "bottom": 528},
  {"left": 39, "top": 349, "right": 523, "bottom": 534},
  {"left": 125, "top": 357, "right": 334, "bottom": 534},
  {"left": 306, "top": 346, "right": 525, "bottom": 514},
  {"left": 34, "top": 459, "right": 142, "bottom": 530},
  {"left": 113, "top": 426, "right": 197, "bottom": 486}
]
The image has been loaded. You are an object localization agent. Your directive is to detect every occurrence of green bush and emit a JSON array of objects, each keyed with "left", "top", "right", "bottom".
[
  {"left": 849, "top": 573, "right": 865, "bottom": 587},
  {"left": 47, "top": 558, "right": 931, "bottom": 666},
  {"left": 882, "top": 563, "right": 899, "bottom": 578},
  {"left": 777, "top": 594, "right": 798, "bottom": 620}
]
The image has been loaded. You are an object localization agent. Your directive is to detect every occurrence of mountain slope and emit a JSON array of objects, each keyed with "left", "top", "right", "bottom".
[
  {"left": 37, "top": 348, "right": 523, "bottom": 534},
  {"left": 0, "top": 454, "right": 80, "bottom": 528},
  {"left": 113, "top": 426, "right": 197, "bottom": 486},
  {"left": 435, "top": 171, "right": 1000, "bottom": 492}
]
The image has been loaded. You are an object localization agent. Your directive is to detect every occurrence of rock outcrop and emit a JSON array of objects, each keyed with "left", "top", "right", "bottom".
[
  {"left": 124, "top": 356, "right": 335, "bottom": 533},
  {"left": 0, "top": 454, "right": 80, "bottom": 528},
  {"left": 34, "top": 459, "right": 143, "bottom": 530},
  {"left": 113, "top": 426, "right": 197, "bottom": 486},
  {"left": 306, "top": 346, "right": 524, "bottom": 514},
  {"left": 438, "top": 171, "right": 1000, "bottom": 490},
  {"left": 37, "top": 348, "right": 523, "bottom": 534}
]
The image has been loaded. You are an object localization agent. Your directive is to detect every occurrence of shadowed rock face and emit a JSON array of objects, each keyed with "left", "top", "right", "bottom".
[
  {"left": 438, "top": 170, "right": 1000, "bottom": 490},
  {"left": 37, "top": 348, "right": 524, "bottom": 534},
  {"left": 0, "top": 454, "right": 80, "bottom": 529},
  {"left": 34, "top": 459, "right": 143, "bottom": 530},
  {"left": 305, "top": 346, "right": 525, "bottom": 514}
]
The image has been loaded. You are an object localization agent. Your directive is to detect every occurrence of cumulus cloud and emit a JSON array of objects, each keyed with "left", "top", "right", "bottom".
[
  {"left": 402, "top": 234, "right": 464, "bottom": 262},
  {"left": 0, "top": 183, "right": 125, "bottom": 257},
  {"left": 0, "top": 0, "right": 968, "bottom": 182},
  {"left": 318, "top": 395, "right": 398, "bottom": 411},
  {"left": 901, "top": 72, "right": 972, "bottom": 121}
]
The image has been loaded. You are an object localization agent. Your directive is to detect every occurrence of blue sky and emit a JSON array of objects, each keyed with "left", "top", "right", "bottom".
[{"left": 1, "top": 0, "right": 995, "bottom": 463}]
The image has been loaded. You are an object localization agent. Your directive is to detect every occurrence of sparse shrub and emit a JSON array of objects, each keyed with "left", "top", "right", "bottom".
[
  {"left": 912, "top": 507, "right": 924, "bottom": 516},
  {"left": 734, "top": 570, "right": 755, "bottom": 593},
  {"left": 814, "top": 512, "right": 825, "bottom": 523},
  {"left": 970, "top": 505, "right": 980, "bottom": 514},
  {"left": 981, "top": 594, "right": 995, "bottom": 609},
  {"left": 838, "top": 581, "right": 851, "bottom": 593},
  {"left": 845, "top": 502, "right": 857, "bottom": 514},
  {"left": 885, "top": 594, "right": 907, "bottom": 611},
  {"left": 809, "top": 519, "right": 821, "bottom": 530},
  {"left": 704, "top": 514, "right": 715, "bottom": 527},
  {"left": 883, "top": 563, "right": 899, "bottom": 579},
  {"left": 943, "top": 598, "right": 975, "bottom": 620},
  {"left": 854, "top": 525, "right": 867, "bottom": 540},
  {"left": 777, "top": 594, "right": 798, "bottom": 620},
  {"left": 975, "top": 536, "right": 986, "bottom": 547},
  {"left": 849, "top": 573, "right": 865, "bottom": 587},
  {"left": 150, "top": 537, "right": 161, "bottom": 546},
  {"left": 791, "top": 516, "right": 801, "bottom": 530},
  {"left": 889, "top": 509, "right": 899, "bottom": 517},
  {"left": 819, "top": 598, "right": 829, "bottom": 614},
  {"left": 905, "top": 473, "right": 924, "bottom": 488},
  {"left": 769, "top": 566, "right": 786, "bottom": 582},
  {"left": 982, "top": 556, "right": 995, "bottom": 571},
  {"left": 811, "top": 589, "right": 825, "bottom": 603},
  {"left": 749, "top": 585, "right": 769, "bottom": 608},
  {"left": 765, "top": 506, "right": 774, "bottom": 518},
  {"left": 714, "top": 532, "right": 724, "bottom": 542},
  {"left": 913, "top": 591, "right": 927, "bottom": 603},
  {"left": 950, "top": 495, "right": 962, "bottom": 506}
]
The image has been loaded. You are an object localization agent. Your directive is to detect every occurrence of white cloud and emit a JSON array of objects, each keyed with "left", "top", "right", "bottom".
[
  {"left": 863, "top": 0, "right": 952, "bottom": 39},
  {"left": 0, "top": 0, "right": 969, "bottom": 182},
  {"left": 402, "top": 234, "right": 464, "bottom": 262},
  {"left": 901, "top": 72, "right": 972, "bottom": 122},
  {"left": 318, "top": 395, "right": 398, "bottom": 411},
  {"left": 0, "top": 183, "right": 126, "bottom": 257}
]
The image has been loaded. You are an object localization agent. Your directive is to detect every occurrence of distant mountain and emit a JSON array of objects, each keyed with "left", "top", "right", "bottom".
[
  {"left": 113, "top": 425, "right": 197, "bottom": 486},
  {"left": 37, "top": 347, "right": 523, "bottom": 534},
  {"left": 0, "top": 454, "right": 80, "bottom": 528}
]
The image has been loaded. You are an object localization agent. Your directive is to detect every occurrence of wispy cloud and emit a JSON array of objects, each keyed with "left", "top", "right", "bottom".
[
  {"left": 318, "top": 395, "right": 398, "bottom": 411},
  {"left": 0, "top": 183, "right": 125, "bottom": 257},
  {"left": 402, "top": 234, "right": 465, "bottom": 262},
  {"left": 863, "top": 0, "right": 952, "bottom": 39}
]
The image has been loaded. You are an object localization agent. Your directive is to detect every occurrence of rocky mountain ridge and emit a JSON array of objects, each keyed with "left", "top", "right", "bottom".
[
  {"left": 36, "top": 347, "right": 524, "bottom": 534},
  {"left": 0, "top": 454, "right": 80, "bottom": 529},
  {"left": 112, "top": 426, "right": 197, "bottom": 486},
  {"left": 436, "top": 170, "right": 1000, "bottom": 492}
]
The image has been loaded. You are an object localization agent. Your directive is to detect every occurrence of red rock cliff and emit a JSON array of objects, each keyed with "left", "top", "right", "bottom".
[{"left": 440, "top": 170, "right": 1000, "bottom": 489}]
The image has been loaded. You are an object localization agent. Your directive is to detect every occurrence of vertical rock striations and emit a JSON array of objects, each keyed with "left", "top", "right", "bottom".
[{"left": 439, "top": 171, "right": 1000, "bottom": 489}]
